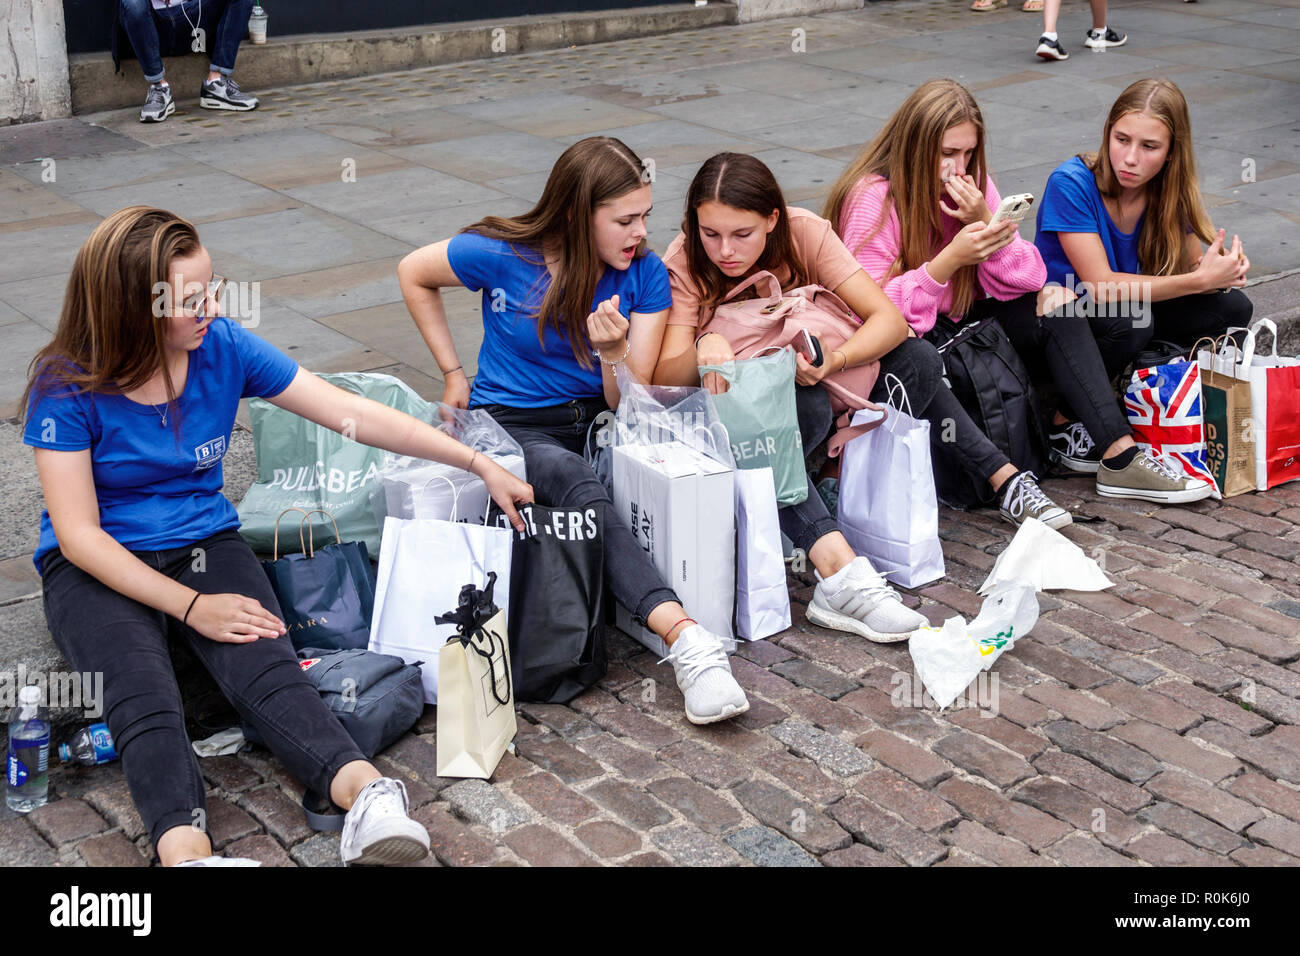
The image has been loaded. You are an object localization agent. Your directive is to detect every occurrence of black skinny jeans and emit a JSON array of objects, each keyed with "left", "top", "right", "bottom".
[
  {"left": 41, "top": 529, "right": 366, "bottom": 850},
  {"left": 480, "top": 398, "right": 679, "bottom": 625}
]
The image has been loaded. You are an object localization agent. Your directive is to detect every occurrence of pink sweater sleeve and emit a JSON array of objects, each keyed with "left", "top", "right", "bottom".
[
  {"left": 838, "top": 177, "right": 947, "bottom": 336},
  {"left": 979, "top": 178, "right": 1048, "bottom": 301}
]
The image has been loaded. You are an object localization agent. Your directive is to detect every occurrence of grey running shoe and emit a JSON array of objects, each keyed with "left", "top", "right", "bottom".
[
  {"left": 1084, "top": 27, "right": 1127, "bottom": 49},
  {"left": 200, "top": 76, "right": 260, "bottom": 111},
  {"left": 807, "top": 556, "right": 927, "bottom": 643},
  {"left": 998, "top": 471, "right": 1073, "bottom": 530},
  {"left": 663, "top": 625, "right": 749, "bottom": 725},
  {"left": 1096, "top": 450, "right": 1212, "bottom": 504},
  {"left": 140, "top": 82, "right": 175, "bottom": 122},
  {"left": 1036, "top": 35, "right": 1069, "bottom": 60}
]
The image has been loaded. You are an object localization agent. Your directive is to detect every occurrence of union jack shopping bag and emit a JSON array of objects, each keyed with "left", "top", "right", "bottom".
[{"left": 1125, "top": 358, "right": 1220, "bottom": 497}]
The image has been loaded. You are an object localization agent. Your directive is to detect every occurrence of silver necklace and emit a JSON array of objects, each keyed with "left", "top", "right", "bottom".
[{"left": 154, "top": 401, "right": 169, "bottom": 428}]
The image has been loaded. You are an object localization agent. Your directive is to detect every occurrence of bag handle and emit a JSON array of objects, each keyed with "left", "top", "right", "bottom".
[
  {"left": 419, "top": 473, "right": 464, "bottom": 522},
  {"left": 882, "top": 372, "right": 915, "bottom": 421},
  {"left": 469, "top": 623, "right": 512, "bottom": 707},
  {"left": 299, "top": 509, "right": 342, "bottom": 558},
  {"left": 271, "top": 507, "right": 310, "bottom": 562},
  {"left": 1225, "top": 324, "right": 1258, "bottom": 368},
  {"left": 720, "top": 270, "right": 784, "bottom": 305},
  {"left": 1247, "top": 317, "right": 1280, "bottom": 361}
]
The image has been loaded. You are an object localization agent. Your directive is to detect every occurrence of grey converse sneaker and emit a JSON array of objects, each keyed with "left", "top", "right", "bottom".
[
  {"left": 1096, "top": 450, "right": 1212, "bottom": 504},
  {"left": 807, "top": 556, "right": 927, "bottom": 643},
  {"left": 140, "top": 82, "right": 175, "bottom": 122},
  {"left": 663, "top": 625, "right": 749, "bottom": 725},
  {"left": 998, "top": 471, "right": 1072, "bottom": 530},
  {"left": 200, "top": 76, "right": 260, "bottom": 111},
  {"left": 340, "top": 777, "right": 430, "bottom": 866},
  {"left": 1049, "top": 421, "right": 1103, "bottom": 474}
]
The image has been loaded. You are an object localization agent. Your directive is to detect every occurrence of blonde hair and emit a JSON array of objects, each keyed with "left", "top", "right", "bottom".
[
  {"left": 825, "top": 79, "right": 987, "bottom": 318},
  {"left": 1083, "top": 78, "right": 1213, "bottom": 276}
]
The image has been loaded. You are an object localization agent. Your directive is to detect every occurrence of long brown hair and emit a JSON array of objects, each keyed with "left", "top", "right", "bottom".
[
  {"left": 824, "top": 79, "right": 987, "bottom": 318},
  {"left": 1083, "top": 78, "right": 1213, "bottom": 277},
  {"left": 21, "top": 206, "right": 200, "bottom": 429},
  {"left": 681, "top": 152, "right": 810, "bottom": 321},
  {"left": 461, "top": 136, "right": 647, "bottom": 369}
]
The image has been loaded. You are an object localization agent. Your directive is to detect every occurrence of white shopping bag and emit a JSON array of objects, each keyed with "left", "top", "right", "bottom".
[
  {"left": 437, "top": 592, "right": 517, "bottom": 779},
  {"left": 611, "top": 440, "right": 735, "bottom": 656},
  {"left": 368, "top": 507, "right": 513, "bottom": 705},
  {"left": 837, "top": 380, "right": 944, "bottom": 589},
  {"left": 734, "top": 467, "right": 790, "bottom": 641}
]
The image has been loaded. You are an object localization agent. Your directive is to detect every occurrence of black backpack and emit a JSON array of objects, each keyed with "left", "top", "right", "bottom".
[{"left": 925, "top": 316, "right": 1051, "bottom": 509}]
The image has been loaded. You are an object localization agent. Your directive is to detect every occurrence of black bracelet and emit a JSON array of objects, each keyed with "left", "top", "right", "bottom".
[
  {"left": 183, "top": 592, "right": 201, "bottom": 625},
  {"left": 441, "top": 365, "right": 463, "bottom": 376}
]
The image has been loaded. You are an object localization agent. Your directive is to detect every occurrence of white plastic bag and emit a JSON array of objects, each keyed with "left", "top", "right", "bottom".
[{"left": 909, "top": 581, "right": 1038, "bottom": 709}]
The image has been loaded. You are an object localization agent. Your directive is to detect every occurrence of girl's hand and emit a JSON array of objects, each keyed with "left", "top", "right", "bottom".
[
  {"left": 186, "top": 593, "right": 286, "bottom": 644},
  {"left": 481, "top": 460, "right": 534, "bottom": 532},
  {"left": 1037, "top": 284, "right": 1077, "bottom": 316},
  {"left": 1195, "top": 229, "right": 1247, "bottom": 291},
  {"left": 947, "top": 219, "right": 1018, "bottom": 268},
  {"left": 587, "top": 295, "right": 630, "bottom": 361},
  {"left": 695, "top": 332, "right": 735, "bottom": 395},
  {"left": 939, "top": 175, "right": 993, "bottom": 225},
  {"left": 441, "top": 369, "right": 470, "bottom": 410},
  {"left": 794, "top": 348, "right": 833, "bottom": 386}
]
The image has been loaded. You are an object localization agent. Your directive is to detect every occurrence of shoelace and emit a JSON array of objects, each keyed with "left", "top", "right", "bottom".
[
  {"left": 837, "top": 565, "right": 902, "bottom": 609},
  {"left": 146, "top": 85, "right": 168, "bottom": 107},
  {"left": 1138, "top": 451, "right": 1182, "bottom": 482},
  {"left": 659, "top": 635, "right": 728, "bottom": 686},
  {"left": 1055, "top": 423, "right": 1095, "bottom": 459},
  {"left": 345, "top": 778, "right": 408, "bottom": 838},
  {"left": 223, "top": 78, "right": 243, "bottom": 97},
  {"left": 1003, "top": 471, "right": 1053, "bottom": 519}
]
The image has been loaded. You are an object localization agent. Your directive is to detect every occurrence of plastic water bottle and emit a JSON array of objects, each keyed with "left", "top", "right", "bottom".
[
  {"left": 6, "top": 686, "right": 50, "bottom": 812},
  {"left": 59, "top": 723, "right": 118, "bottom": 766}
]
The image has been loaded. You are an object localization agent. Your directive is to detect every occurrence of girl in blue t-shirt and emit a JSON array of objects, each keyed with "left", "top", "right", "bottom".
[
  {"left": 398, "top": 136, "right": 751, "bottom": 726},
  {"left": 22, "top": 206, "right": 532, "bottom": 867},
  {"left": 1036, "top": 78, "right": 1253, "bottom": 469}
]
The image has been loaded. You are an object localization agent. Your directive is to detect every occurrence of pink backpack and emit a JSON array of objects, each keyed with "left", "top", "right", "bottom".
[{"left": 702, "top": 271, "right": 884, "bottom": 456}]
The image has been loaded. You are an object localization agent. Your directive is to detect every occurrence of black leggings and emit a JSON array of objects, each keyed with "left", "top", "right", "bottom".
[{"left": 41, "top": 529, "right": 366, "bottom": 851}]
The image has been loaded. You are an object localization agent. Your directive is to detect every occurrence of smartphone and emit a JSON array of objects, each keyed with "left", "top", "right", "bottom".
[
  {"left": 795, "top": 329, "right": 824, "bottom": 367},
  {"left": 989, "top": 192, "right": 1035, "bottom": 226}
]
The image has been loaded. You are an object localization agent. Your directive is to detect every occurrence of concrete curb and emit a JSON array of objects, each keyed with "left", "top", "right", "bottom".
[{"left": 68, "top": 2, "right": 739, "bottom": 115}]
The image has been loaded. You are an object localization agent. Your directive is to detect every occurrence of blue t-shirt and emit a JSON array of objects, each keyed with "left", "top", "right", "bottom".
[
  {"left": 23, "top": 317, "right": 299, "bottom": 574},
  {"left": 1035, "top": 156, "right": 1142, "bottom": 290},
  {"left": 446, "top": 232, "right": 673, "bottom": 408}
]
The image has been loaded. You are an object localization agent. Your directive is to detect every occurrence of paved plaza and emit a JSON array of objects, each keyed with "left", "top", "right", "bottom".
[{"left": 1, "top": 0, "right": 1299, "bottom": 866}]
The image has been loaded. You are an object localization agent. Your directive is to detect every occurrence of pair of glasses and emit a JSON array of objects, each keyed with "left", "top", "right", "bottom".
[{"left": 180, "top": 275, "right": 227, "bottom": 319}]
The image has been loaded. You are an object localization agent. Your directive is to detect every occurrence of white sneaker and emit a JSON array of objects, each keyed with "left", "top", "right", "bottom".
[
  {"left": 340, "top": 777, "right": 430, "bottom": 866},
  {"left": 175, "top": 856, "right": 261, "bottom": 866},
  {"left": 662, "top": 625, "right": 750, "bottom": 725},
  {"left": 807, "top": 556, "right": 927, "bottom": 643}
]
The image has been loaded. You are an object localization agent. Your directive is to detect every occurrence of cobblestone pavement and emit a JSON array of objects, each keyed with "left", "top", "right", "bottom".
[{"left": 2, "top": 0, "right": 1299, "bottom": 866}]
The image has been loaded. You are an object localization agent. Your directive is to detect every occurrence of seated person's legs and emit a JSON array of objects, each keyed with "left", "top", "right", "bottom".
[
  {"left": 197, "top": 0, "right": 260, "bottom": 110},
  {"left": 1151, "top": 288, "right": 1252, "bottom": 349},
  {"left": 120, "top": 0, "right": 175, "bottom": 121}
]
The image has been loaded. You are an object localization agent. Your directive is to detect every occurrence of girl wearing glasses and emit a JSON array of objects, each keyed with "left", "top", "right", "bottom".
[{"left": 21, "top": 206, "right": 533, "bottom": 867}]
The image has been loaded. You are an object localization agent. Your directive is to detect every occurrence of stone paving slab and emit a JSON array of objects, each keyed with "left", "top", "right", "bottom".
[{"left": 1, "top": 0, "right": 1299, "bottom": 866}]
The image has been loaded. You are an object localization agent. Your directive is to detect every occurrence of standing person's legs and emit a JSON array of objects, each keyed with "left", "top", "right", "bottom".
[
  {"left": 41, "top": 549, "right": 212, "bottom": 865},
  {"left": 1035, "top": 0, "right": 1070, "bottom": 59},
  {"left": 1089, "top": 0, "right": 1107, "bottom": 33}
]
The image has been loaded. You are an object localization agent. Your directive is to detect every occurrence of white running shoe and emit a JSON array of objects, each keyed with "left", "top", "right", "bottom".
[
  {"left": 807, "top": 556, "right": 927, "bottom": 643},
  {"left": 175, "top": 855, "right": 261, "bottom": 866},
  {"left": 663, "top": 625, "right": 750, "bottom": 725},
  {"left": 340, "top": 777, "right": 430, "bottom": 866}
]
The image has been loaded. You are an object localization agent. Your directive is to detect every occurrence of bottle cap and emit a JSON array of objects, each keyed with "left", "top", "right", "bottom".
[{"left": 18, "top": 685, "right": 42, "bottom": 705}]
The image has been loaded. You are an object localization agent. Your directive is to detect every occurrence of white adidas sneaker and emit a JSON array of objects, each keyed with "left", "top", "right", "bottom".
[
  {"left": 807, "top": 556, "right": 927, "bottom": 643},
  {"left": 663, "top": 625, "right": 750, "bottom": 725}
]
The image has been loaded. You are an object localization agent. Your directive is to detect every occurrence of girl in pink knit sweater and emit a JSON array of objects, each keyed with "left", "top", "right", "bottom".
[{"left": 827, "top": 79, "right": 1212, "bottom": 508}]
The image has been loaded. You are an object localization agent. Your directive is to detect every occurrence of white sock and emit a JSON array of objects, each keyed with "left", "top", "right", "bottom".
[
  {"left": 820, "top": 559, "right": 861, "bottom": 592},
  {"left": 1091, "top": 25, "right": 1106, "bottom": 35},
  {"left": 1042, "top": 31, "right": 1058, "bottom": 41}
]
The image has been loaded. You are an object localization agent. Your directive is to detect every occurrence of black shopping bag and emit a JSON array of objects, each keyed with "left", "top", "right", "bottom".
[
  {"left": 490, "top": 502, "right": 607, "bottom": 703},
  {"left": 261, "top": 509, "right": 376, "bottom": 652}
]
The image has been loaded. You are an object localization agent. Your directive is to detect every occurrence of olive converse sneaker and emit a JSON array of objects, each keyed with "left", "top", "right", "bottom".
[
  {"left": 663, "top": 624, "right": 750, "bottom": 725},
  {"left": 807, "top": 556, "right": 927, "bottom": 643},
  {"left": 998, "top": 471, "right": 1072, "bottom": 530},
  {"left": 1096, "top": 450, "right": 1213, "bottom": 504},
  {"left": 1049, "top": 421, "right": 1103, "bottom": 473}
]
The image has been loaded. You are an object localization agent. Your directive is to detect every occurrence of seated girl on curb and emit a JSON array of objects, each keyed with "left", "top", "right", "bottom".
[
  {"left": 397, "top": 136, "right": 751, "bottom": 724},
  {"left": 828, "top": 79, "right": 1210, "bottom": 506},
  {"left": 1035, "top": 77, "right": 1251, "bottom": 478},
  {"left": 825, "top": 78, "right": 1076, "bottom": 526},
  {"left": 653, "top": 152, "right": 930, "bottom": 644},
  {"left": 22, "top": 206, "right": 534, "bottom": 866}
]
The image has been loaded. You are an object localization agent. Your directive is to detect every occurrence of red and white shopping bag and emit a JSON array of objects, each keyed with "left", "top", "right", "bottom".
[{"left": 1222, "top": 319, "right": 1300, "bottom": 491}]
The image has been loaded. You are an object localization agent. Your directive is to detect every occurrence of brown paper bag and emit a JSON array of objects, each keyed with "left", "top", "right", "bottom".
[{"left": 1200, "top": 366, "right": 1256, "bottom": 498}]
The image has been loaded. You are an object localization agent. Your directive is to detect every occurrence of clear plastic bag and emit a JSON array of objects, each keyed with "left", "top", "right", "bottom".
[{"left": 610, "top": 365, "right": 735, "bottom": 468}]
